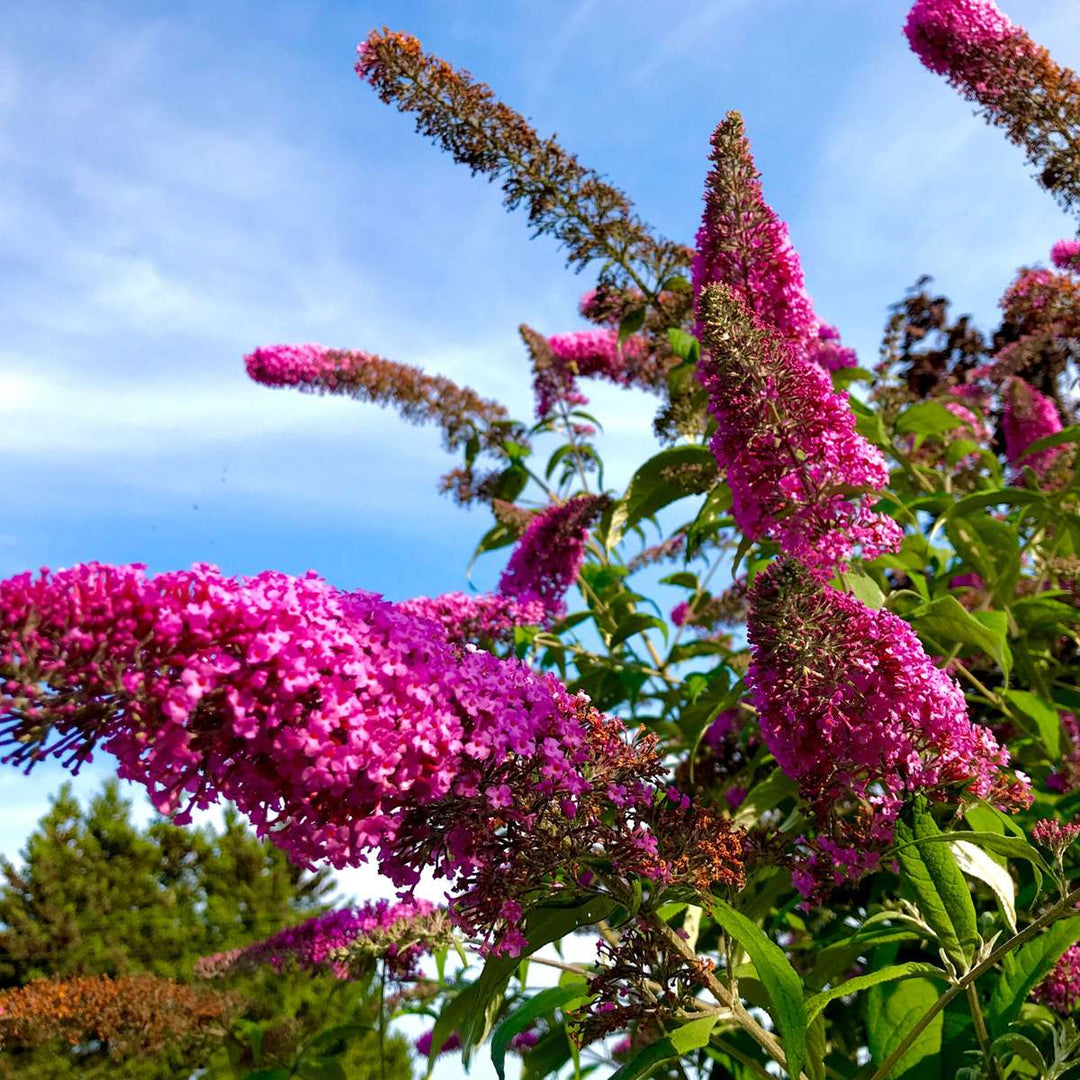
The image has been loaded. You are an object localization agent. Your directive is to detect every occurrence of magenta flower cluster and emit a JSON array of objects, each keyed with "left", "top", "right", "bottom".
[
  {"left": 1051, "top": 239, "right": 1080, "bottom": 272},
  {"left": 697, "top": 288, "right": 901, "bottom": 576},
  {"left": 693, "top": 115, "right": 818, "bottom": 349},
  {"left": 535, "top": 329, "right": 645, "bottom": 417},
  {"left": 904, "top": 0, "right": 1021, "bottom": 77},
  {"left": 245, "top": 343, "right": 332, "bottom": 386},
  {"left": 746, "top": 561, "right": 1029, "bottom": 893},
  {"left": 1002, "top": 377, "right": 1064, "bottom": 479},
  {"left": 499, "top": 496, "right": 607, "bottom": 617},
  {"left": 0, "top": 562, "right": 600, "bottom": 874},
  {"left": 196, "top": 899, "right": 437, "bottom": 981},
  {"left": 1034, "top": 945, "right": 1080, "bottom": 1015},
  {"left": 396, "top": 591, "right": 547, "bottom": 644}
]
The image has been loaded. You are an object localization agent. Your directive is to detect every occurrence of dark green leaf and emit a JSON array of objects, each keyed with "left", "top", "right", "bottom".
[
  {"left": 607, "top": 445, "right": 717, "bottom": 547},
  {"left": 807, "top": 963, "right": 947, "bottom": 1021},
  {"left": 987, "top": 917, "right": 1080, "bottom": 1035},
  {"left": 1003, "top": 689, "right": 1060, "bottom": 759},
  {"left": 606, "top": 1017, "right": 717, "bottom": 1080},
  {"left": 610, "top": 612, "right": 668, "bottom": 648},
  {"left": 491, "top": 982, "right": 590, "bottom": 1080},
  {"left": 866, "top": 976, "right": 944, "bottom": 1079},
  {"left": 618, "top": 307, "right": 646, "bottom": 343},
  {"left": 893, "top": 799, "right": 978, "bottom": 969},
  {"left": 904, "top": 595, "right": 1011, "bottom": 682},
  {"left": 711, "top": 901, "right": 806, "bottom": 1080}
]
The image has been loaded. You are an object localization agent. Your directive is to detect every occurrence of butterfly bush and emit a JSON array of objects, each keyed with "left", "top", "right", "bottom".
[
  {"left": 246, "top": 343, "right": 512, "bottom": 453},
  {"left": 1034, "top": 945, "right": 1080, "bottom": 1014},
  {"left": 395, "top": 591, "right": 547, "bottom": 644},
  {"left": 696, "top": 284, "right": 902, "bottom": 576},
  {"left": 1003, "top": 377, "right": 1064, "bottom": 478},
  {"left": 498, "top": 495, "right": 608, "bottom": 617},
  {"left": 195, "top": 899, "right": 447, "bottom": 981},
  {"left": 747, "top": 560, "right": 1029, "bottom": 894},
  {"left": 905, "top": 0, "right": 1080, "bottom": 212},
  {"left": 1051, "top": 238, "right": 1080, "bottom": 272}
]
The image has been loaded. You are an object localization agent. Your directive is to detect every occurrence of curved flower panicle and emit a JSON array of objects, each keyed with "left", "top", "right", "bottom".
[
  {"left": 245, "top": 343, "right": 512, "bottom": 452},
  {"left": 696, "top": 284, "right": 901, "bottom": 576},
  {"left": 0, "top": 975, "right": 240, "bottom": 1055},
  {"left": 904, "top": 0, "right": 1080, "bottom": 212},
  {"left": 747, "top": 560, "right": 1029, "bottom": 895},
  {"left": 1051, "top": 238, "right": 1080, "bottom": 272},
  {"left": 195, "top": 899, "right": 448, "bottom": 982},
  {"left": 396, "top": 591, "right": 547, "bottom": 644},
  {"left": 693, "top": 112, "right": 817, "bottom": 347},
  {"left": 1003, "top": 377, "right": 1065, "bottom": 479},
  {"left": 499, "top": 495, "right": 608, "bottom": 617}
]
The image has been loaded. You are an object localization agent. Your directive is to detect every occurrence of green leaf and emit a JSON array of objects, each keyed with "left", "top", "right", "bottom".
[
  {"left": 896, "top": 401, "right": 966, "bottom": 437},
  {"left": 1022, "top": 423, "right": 1080, "bottom": 458},
  {"left": 711, "top": 901, "right": 806, "bottom": 1080},
  {"left": 297, "top": 1060, "right": 347, "bottom": 1080},
  {"left": 837, "top": 570, "right": 885, "bottom": 610},
  {"left": 950, "top": 488, "right": 1046, "bottom": 516},
  {"left": 609, "top": 612, "right": 668, "bottom": 649},
  {"left": 618, "top": 307, "right": 646, "bottom": 343},
  {"left": 951, "top": 840, "right": 1016, "bottom": 934},
  {"left": 492, "top": 982, "right": 590, "bottom": 1080},
  {"left": 606, "top": 1016, "right": 717, "bottom": 1080},
  {"left": 904, "top": 594, "right": 1011, "bottom": 682},
  {"left": 1003, "top": 689, "right": 1061, "bottom": 759},
  {"left": 805, "top": 1014, "right": 828, "bottom": 1080},
  {"left": 866, "top": 976, "right": 944, "bottom": 1079},
  {"left": 987, "top": 917, "right": 1080, "bottom": 1035},
  {"left": 666, "top": 328, "right": 700, "bottom": 364},
  {"left": 890, "top": 830, "right": 1049, "bottom": 895},
  {"left": 806, "top": 927, "right": 924, "bottom": 991},
  {"left": 607, "top": 445, "right": 718, "bottom": 547},
  {"left": 945, "top": 515, "right": 1019, "bottom": 607},
  {"left": 302, "top": 1024, "right": 374, "bottom": 1055},
  {"left": 455, "top": 896, "right": 616, "bottom": 1061},
  {"left": 807, "top": 963, "right": 947, "bottom": 1021},
  {"left": 893, "top": 799, "right": 978, "bottom": 969},
  {"left": 243, "top": 1071, "right": 290, "bottom": 1080},
  {"left": 990, "top": 1033, "right": 1047, "bottom": 1073}
]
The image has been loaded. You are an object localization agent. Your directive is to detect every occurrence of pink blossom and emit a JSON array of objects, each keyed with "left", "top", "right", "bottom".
[
  {"left": 196, "top": 899, "right": 439, "bottom": 981},
  {"left": 697, "top": 286, "right": 901, "bottom": 577},
  {"left": 747, "top": 560, "right": 1029, "bottom": 892},
  {"left": 1034, "top": 945, "right": 1080, "bottom": 1014},
  {"left": 693, "top": 112, "right": 818, "bottom": 348},
  {"left": 904, "top": 0, "right": 1019, "bottom": 77},
  {"left": 417, "top": 1029, "right": 461, "bottom": 1057},
  {"left": 0, "top": 562, "right": 599, "bottom": 872},
  {"left": 1031, "top": 817, "right": 1080, "bottom": 854},
  {"left": 1002, "top": 378, "right": 1064, "bottom": 479},
  {"left": 396, "top": 591, "right": 547, "bottom": 644},
  {"left": 1051, "top": 239, "right": 1080, "bottom": 272},
  {"left": 499, "top": 496, "right": 607, "bottom": 617},
  {"left": 534, "top": 329, "right": 647, "bottom": 418}
]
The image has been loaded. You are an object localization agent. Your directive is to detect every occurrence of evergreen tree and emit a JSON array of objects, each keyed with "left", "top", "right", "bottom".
[{"left": 0, "top": 784, "right": 412, "bottom": 1080}]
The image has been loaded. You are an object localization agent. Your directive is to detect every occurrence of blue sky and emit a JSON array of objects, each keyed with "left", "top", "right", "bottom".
[{"left": 2, "top": 0, "right": 1079, "bottom": 1055}]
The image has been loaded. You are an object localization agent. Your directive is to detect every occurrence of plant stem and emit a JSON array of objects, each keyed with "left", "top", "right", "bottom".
[
  {"left": 868, "top": 884, "right": 1080, "bottom": 1080},
  {"left": 965, "top": 982, "right": 1003, "bottom": 1080}
]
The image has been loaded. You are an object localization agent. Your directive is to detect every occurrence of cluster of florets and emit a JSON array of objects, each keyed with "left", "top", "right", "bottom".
[
  {"left": 806, "top": 323, "right": 858, "bottom": 373},
  {"left": 396, "top": 591, "right": 547, "bottom": 645},
  {"left": 1048, "top": 713, "right": 1080, "bottom": 793},
  {"left": 904, "top": 0, "right": 1020, "bottom": 77},
  {"left": 696, "top": 285, "right": 901, "bottom": 576},
  {"left": 1051, "top": 239, "right": 1080, "bottom": 272},
  {"left": 1002, "top": 377, "right": 1065, "bottom": 479},
  {"left": 1, "top": 562, "right": 740, "bottom": 953},
  {"left": 499, "top": 495, "right": 608, "bottom": 617},
  {"left": 0, "top": 975, "right": 240, "bottom": 1056},
  {"left": 1034, "top": 945, "right": 1080, "bottom": 1015},
  {"left": 1031, "top": 817, "right": 1080, "bottom": 856},
  {"left": 693, "top": 111, "right": 817, "bottom": 348},
  {"left": 195, "top": 899, "right": 447, "bottom": 981},
  {"left": 746, "top": 560, "right": 1029, "bottom": 895},
  {"left": 0, "top": 563, "right": 611, "bottom": 872},
  {"left": 905, "top": 0, "right": 1080, "bottom": 213},
  {"left": 671, "top": 577, "right": 749, "bottom": 634},
  {"left": 246, "top": 344, "right": 512, "bottom": 454},
  {"left": 627, "top": 534, "right": 686, "bottom": 574},
  {"left": 386, "top": 702, "right": 745, "bottom": 956}
]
